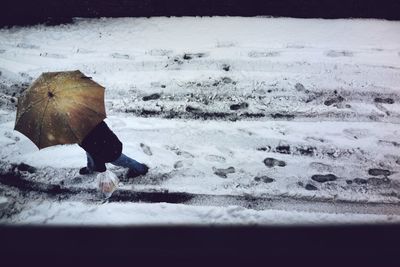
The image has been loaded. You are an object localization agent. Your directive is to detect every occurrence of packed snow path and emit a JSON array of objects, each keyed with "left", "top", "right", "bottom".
[{"left": 0, "top": 17, "right": 400, "bottom": 224}]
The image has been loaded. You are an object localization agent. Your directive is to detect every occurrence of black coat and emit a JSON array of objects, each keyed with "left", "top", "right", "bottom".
[{"left": 79, "top": 121, "right": 122, "bottom": 166}]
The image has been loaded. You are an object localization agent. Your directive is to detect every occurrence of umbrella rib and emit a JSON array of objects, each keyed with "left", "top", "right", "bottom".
[
  {"left": 62, "top": 98, "right": 105, "bottom": 117},
  {"left": 62, "top": 113, "right": 81, "bottom": 144},
  {"left": 52, "top": 98, "right": 80, "bottom": 143},
  {"left": 15, "top": 96, "right": 48, "bottom": 127},
  {"left": 53, "top": 85, "right": 102, "bottom": 94},
  {"left": 37, "top": 99, "right": 50, "bottom": 149}
]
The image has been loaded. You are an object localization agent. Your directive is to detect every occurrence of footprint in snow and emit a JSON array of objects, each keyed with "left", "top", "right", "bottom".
[
  {"left": 179, "top": 151, "right": 195, "bottom": 158},
  {"left": 367, "top": 177, "right": 391, "bottom": 186},
  {"left": 141, "top": 172, "right": 171, "bottom": 185},
  {"left": 213, "top": 166, "right": 235, "bottom": 178},
  {"left": 311, "top": 174, "right": 338, "bottom": 183},
  {"left": 274, "top": 145, "right": 291, "bottom": 154},
  {"left": 146, "top": 49, "right": 173, "bottom": 56},
  {"left": 263, "top": 158, "right": 286, "bottom": 168},
  {"left": 230, "top": 102, "right": 248, "bottom": 111},
  {"left": 140, "top": 143, "right": 152, "bottom": 156},
  {"left": 374, "top": 97, "right": 394, "bottom": 104},
  {"left": 110, "top": 53, "right": 131, "bottom": 59},
  {"left": 216, "top": 146, "right": 235, "bottom": 157},
  {"left": 165, "top": 145, "right": 194, "bottom": 158},
  {"left": 18, "top": 72, "right": 32, "bottom": 80},
  {"left": 384, "top": 154, "right": 400, "bottom": 164},
  {"left": 248, "top": 51, "right": 280, "bottom": 58},
  {"left": 142, "top": 93, "right": 161, "bottom": 101},
  {"left": 304, "top": 184, "right": 318, "bottom": 190},
  {"left": 39, "top": 52, "right": 66, "bottom": 59},
  {"left": 296, "top": 146, "right": 316, "bottom": 156},
  {"left": 342, "top": 128, "right": 370, "bottom": 140},
  {"left": 75, "top": 48, "right": 94, "bottom": 54},
  {"left": 368, "top": 168, "right": 391, "bottom": 177},
  {"left": 309, "top": 162, "right": 333, "bottom": 173},
  {"left": 374, "top": 103, "right": 390, "bottom": 116},
  {"left": 205, "top": 155, "right": 226, "bottom": 163},
  {"left": 222, "top": 64, "right": 230, "bottom": 71},
  {"left": 294, "top": 83, "right": 307, "bottom": 92},
  {"left": 346, "top": 178, "right": 368, "bottom": 185},
  {"left": 325, "top": 50, "right": 354, "bottom": 57},
  {"left": 298, "top": 182, "right": 319, "bottom": 191},
  {"left": 237, "top": 128, "right": 254, "bottom": 136},
  {"left": 254, "top": 176, "right": 274, "bottom": 183},
  {"left": 347, "top": 177, "right": 391, "bottom": 186},
  {"left": 378, "top": 140, "right": 400, "bottom": 149},
  {"left": 173, "top": 161, "right": 184, "bottom": 169},
  {"left": 324, "top": 95, "right": 345, "bottom": 106},
  {"left": 4, "top": 131, "right": 20, "bottom": 142},
  {"left": 182, "top": 52, "right": 209, "bottom": 60},
  {"left": 16, "top": 43, "right": 40, "bottom": 49}
]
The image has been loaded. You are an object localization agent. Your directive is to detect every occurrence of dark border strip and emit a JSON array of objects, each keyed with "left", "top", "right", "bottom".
[
  {"left": 2, "top": 0, "right": 400, "bottom": 27},
  {"left": 0, "top": 225, "right": 399, "bottom": 266}
]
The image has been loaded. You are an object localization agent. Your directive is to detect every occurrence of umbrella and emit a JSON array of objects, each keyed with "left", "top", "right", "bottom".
[{"left": 14, "top": 70, "right": 106, "bottom": 149}]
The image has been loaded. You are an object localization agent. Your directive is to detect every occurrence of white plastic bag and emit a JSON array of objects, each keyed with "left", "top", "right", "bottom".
[{"left": 97, "top": 170, "right": 119, "bottom": 198}]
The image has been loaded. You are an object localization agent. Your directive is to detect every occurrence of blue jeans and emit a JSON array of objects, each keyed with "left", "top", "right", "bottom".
[{"left": 86, "top": 152, "right": 148, "bottom": 174}]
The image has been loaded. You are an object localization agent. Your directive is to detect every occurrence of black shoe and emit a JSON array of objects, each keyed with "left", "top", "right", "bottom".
[
  {"left": 79, "top": 165, "right": 106, "bottom": 175},
  {"left": 79, "top": 167, "right": 93, "bottom": 175},
  {"left": 127, "top": 164, "right": 149, "bottom": 178}
]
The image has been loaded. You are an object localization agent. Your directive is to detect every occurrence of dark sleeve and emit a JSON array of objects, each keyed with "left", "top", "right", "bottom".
[{"left": 79, "top": 121, "right": 123, "bottom": 163}]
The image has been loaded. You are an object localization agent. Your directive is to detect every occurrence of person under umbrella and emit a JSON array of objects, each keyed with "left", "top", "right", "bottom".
[
  {"left": 78, "top": 120, "right": 149, "bottom": 177},
  {"left": 14, "top": 70, "right": 148, "bottom": 178}
]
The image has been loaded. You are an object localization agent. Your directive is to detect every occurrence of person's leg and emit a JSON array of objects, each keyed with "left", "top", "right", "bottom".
[
  {"left": 79, "top": 152, "right": 95, "bottom": 175},
  {"left": 86, "top": 152, "right": 95, "bottom": 172},
  {"left": 111, "top": 153, "right": 148, "bottom": 175},
  {"left": 80, "top": 152, "right": 106, "bottom": 175}
]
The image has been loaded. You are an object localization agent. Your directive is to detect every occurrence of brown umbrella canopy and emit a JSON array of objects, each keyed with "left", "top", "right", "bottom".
[{"left": 14, "top": 70, "right": 106, "bottom": 149}]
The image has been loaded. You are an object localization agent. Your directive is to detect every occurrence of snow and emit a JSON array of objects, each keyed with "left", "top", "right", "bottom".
[
  {"left": 9, "top": 200, "right": 400, "bottom": 225},
  {"left": 1, "top": 116, "right": 399, "bottom": 202},
  {"left": 0, "top": 17, "right": 400, "bottom": 224}
]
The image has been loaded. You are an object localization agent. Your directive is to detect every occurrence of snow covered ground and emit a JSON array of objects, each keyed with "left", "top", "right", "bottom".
[{"left": 0, "top": 17, "right": 400, "bottom": 225}]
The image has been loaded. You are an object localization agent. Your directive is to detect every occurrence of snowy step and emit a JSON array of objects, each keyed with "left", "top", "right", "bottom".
[{"left": 1, "top": 169, "right": 400, "bottom": 217}]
